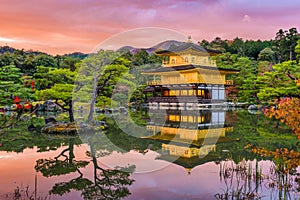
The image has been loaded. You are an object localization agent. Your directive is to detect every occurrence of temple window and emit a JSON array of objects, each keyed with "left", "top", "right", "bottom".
[
  {"left": 170, "top": 90, "right": 180, "bottom": 96},
  {"left": 198, "top": 116, "right": 204, "bottom": 123},
  {"left": 170, "top": 90, "right": 175, "bottom": 96},
  {"left": 171, "top": 59, "right": 175, "bottom": 64},
  {"left": 163, "top": 90, "right": 169, "bottom": 96},
  {"left": 181, "top": 116, "right": 188, "bottom": 122},
  {"left": 181, "top": 90, "right": 188, "bottom": 96},
  {"left": 188, "top": 90, "right": 195, "bottom": 96},
  {"left": 197, "top": 90, "right": 205, "bottom": 96},
  {"left": 169, "top": 115, "right": 180, "bottom": 122},
  {"left": 184, "top": 57, "right": 188, "bottom": 63}
]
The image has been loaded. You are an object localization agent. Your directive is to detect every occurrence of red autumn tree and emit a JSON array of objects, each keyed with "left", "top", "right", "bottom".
[{"left": 264, "top": 98, "right": 300, "bottom": 138}]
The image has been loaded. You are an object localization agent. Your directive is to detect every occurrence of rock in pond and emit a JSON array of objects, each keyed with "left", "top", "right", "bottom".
[
  {"left": 41, "top": 121, "right": 107, "bottom": 134},
  {"left": 41, "top": 122, "right": 78, "bottom": 135},
  {"left": 247, "top": 104, "right": 258, "bottom": 110}
]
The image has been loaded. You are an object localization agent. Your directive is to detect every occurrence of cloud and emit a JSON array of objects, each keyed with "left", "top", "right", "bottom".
[
  {"left": 0, "top": 36, "right": 15, "bottom": 42},
  {"left": 0, "top": 0, "right": 300, "bottom": 54},
  {"left": 242, "top": 15, "right": 251, "bottom": 22}
]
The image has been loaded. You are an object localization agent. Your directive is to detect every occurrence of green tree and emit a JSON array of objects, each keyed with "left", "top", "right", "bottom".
[
  {"left": 295, "top": 39, "right": 300, "bottom": 61},
  {"left": 59, "top": 56, "right": 81, "bottom": 71},
  {"left": 258, "top": 48, "right": 275, "bottom": 62},
  {"left": 33, "top": 53, "right": 58, "bottom": 68},
  {"left": 76, "top": 50, "right": 130, "bottom": 122},
  {"left": 233, "top": 57, "right": 261, "bottom": 103},
  {"left": 243, "top": 40, "right": 270, "bottom": 60},
  {"left": 210, "top": 37, "right": 228, "bottom": 52},
  {"left": 0, "top": 52, "right": 14, "bottom": 67},
  {"left": 35, "top": 68, "right": 77, "bottom": 122},
  {"left": 50, "top": 68, "right": 77, "bottom": 84},
  {"left": 286, "top": 28, "right": 299, "bottom": 61},
  {"left": 22, "top": 53, "right": 36, "bottom": 75},
  {"left": 36, "top": 84, "right": 75, "bottom": 122},
  {"left": 131, "top": 49, "right": 150, "bottom": 67},
  {"left": 33, "top": 66, "right": 55, "bottom": 90},
  {"left": 0, "top": 65, "right": 33, "bottom": 105},
  {"left": 199, "top": 39, "right": 210, "bottom": 49},
  {"left": 273, "top": 29, "right": 286, "bottom": 63},
  {"left": 273, "top": 28, "right": 299, "bottom": 62},
  {"left": 117, "top": 48, "right": 133, "bottom": 61},
  {"left": 228, "top": 37, "right": 245, "bottom": 56},
  {"left": 215, "top": 52, "right": 238, "bottom": 69},
  {"left": 111, "top": 74, "right": 136, "bottom": 106},
  {"left": 258, "top": 61, "right": 300, "bottom": 102},
  {"left": 257, "top": 61, "right": 272, "bottom": 75},
  {"left": 11, "top": 50, "right": 26, "bottom": 70}
]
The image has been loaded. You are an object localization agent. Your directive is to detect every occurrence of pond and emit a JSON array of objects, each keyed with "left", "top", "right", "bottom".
[{"left": 0, "top": 109, "right": 299, "bottom": 200}]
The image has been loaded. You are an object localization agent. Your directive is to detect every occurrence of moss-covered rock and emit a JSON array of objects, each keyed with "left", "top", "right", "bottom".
[{"left": 41, "top": 122, "right": 78, "bottom": 135}]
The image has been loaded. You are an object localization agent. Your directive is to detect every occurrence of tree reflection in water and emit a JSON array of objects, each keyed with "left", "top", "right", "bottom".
[
  {"left": 81, "top": 136, "right": 135, "bottom": 200},
  {"left": 0, "top": 112, "right": 21, "bottom": 131},
  {"left": 35, "top": 136, "right": 135, "bottom": 200},
  {"left": 35, "top": 138, "right": 89, "bottom": 177}
]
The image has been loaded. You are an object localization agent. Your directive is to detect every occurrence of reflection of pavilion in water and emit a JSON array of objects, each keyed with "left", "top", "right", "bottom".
[{"left": 145, "top": 109, "right": 235, "bottom": 173}]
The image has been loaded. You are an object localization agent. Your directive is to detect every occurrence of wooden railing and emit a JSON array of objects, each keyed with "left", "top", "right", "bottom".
[
  {"left": 163, "top": 61, "right": 188, "bottom": 65},
  {"left": 146, "top": 96, "right": 207, "bottom": 103},
  {"left": 147, "top": 80, "right": 234, "bottom": 85},
  {"left": 162, "top": 60, "right": 216, "bottom": 66},
  {"left": 147, "top": 80, "right": 162, "bottom": 85}
]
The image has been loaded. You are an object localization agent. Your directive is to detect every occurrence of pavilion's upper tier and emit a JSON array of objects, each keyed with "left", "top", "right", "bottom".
[{"left": 155, "top": 41, "right": 220, "bottom": 67}]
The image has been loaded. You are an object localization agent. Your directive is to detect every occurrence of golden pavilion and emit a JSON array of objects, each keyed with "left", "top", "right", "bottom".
[{"left": 142, "top": 38, "right": 238, "bottom": 110}]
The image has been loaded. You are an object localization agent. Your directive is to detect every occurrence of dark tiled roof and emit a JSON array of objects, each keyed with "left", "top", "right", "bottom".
[
  {"left": 155, "top": 42, "right": 221, "bottom": 54},
  {"left": 142, "top": 64, "right": 239, "bottom": 73}
]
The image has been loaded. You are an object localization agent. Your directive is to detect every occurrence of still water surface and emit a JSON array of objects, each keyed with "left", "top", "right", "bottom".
[{"left": 0, "top": 109, "right": 299, "bottom": 200}]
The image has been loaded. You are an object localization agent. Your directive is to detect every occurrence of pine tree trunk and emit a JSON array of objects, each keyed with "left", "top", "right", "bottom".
[
  {"left": 69, "top": 101, "right": 74, "bottom": 122},
  {"left": 290, "top": 45, "right": 293, "bottom": 61},
  {"left": 87, "top": 72, "right": 98, "bottom": 123}
]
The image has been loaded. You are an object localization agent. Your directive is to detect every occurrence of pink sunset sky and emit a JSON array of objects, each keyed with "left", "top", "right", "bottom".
[{"left": 0, "top": 0, "right": 299, "bottom": 55}]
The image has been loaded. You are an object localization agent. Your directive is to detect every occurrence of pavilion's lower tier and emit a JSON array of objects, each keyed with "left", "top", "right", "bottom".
[
  {"left": 147, "top": 101, "right": 227, "bottom": 110},
  {"left": 143, "top": 84, "right": 226, "bottom": 107}
]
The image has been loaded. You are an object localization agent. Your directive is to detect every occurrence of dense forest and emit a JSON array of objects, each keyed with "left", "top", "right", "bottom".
[{"left": 0, "top": 27, "right": 299, "bottom": 114}]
